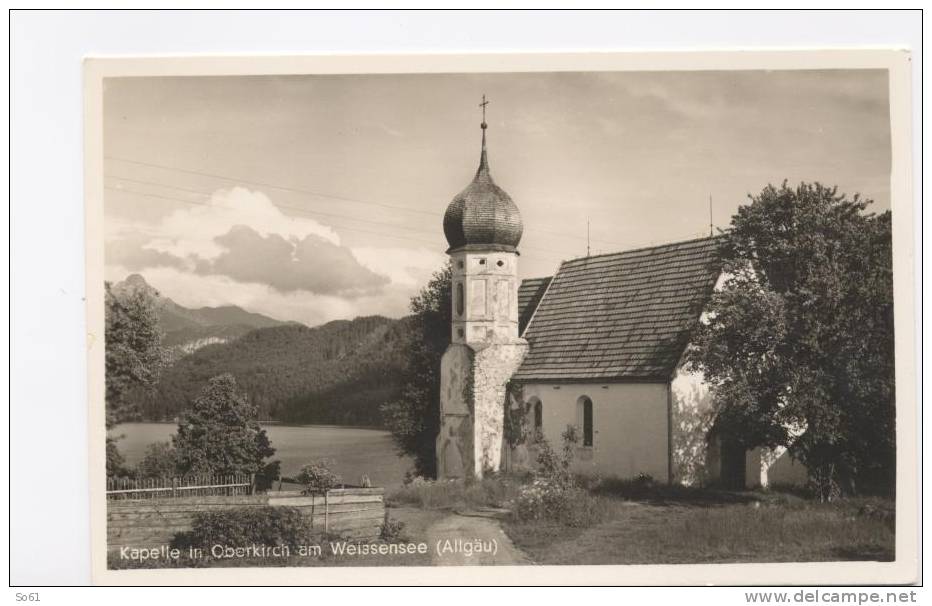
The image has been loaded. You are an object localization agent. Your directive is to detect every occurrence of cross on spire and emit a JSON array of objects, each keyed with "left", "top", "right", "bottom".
[{"left": 479, "top": 94, "right": 489, "bottom": 129}]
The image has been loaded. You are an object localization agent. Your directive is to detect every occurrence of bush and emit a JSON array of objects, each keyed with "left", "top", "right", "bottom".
[
  {"left": 379, "top": 512, "right": 406, "bottom": 541},
  {"left": 509, "top": 426, "right": 608, "bottom": 528},
  {"left": 254, "top": 460, "right": 282, "bottom": 493},
  {"left": 134, "top": 441, "right": 180, "bottom": 479},
  {"left": 513, "top": 478, "right": 608, "bottom": 528},
  {"left": 535, "top": 425, "right": 579, "bottom": 489},
  {"left": 296, "top": 460, "right": 342, "bottom": 494},
  {"left": 171, "top": 506, "right": 313, "bottom": 551}
]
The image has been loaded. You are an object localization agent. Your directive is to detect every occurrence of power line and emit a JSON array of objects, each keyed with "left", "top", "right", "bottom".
[
  {"left": 104, "top": 155, "right": 630, "bottom": 249},
  {"left": 105, "top": 155, "right": 438, "bottom": 217},
  {"left": 103, "top": 178, "right": 437, "bottom": 237},
  {"left": 104, "top": 185, "right": 443, "bottom": 248},
  {"left": 104, "top": 184, "right": 574, "bottom": 261}
]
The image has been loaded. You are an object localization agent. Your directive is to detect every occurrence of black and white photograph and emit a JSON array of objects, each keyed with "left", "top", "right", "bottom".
[{"left": 77, "top": 49, "right": 916, "bottom": 585}]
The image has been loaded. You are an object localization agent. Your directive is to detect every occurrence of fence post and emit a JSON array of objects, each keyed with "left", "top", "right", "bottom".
[
  {"left": 324, "top": 490, "right": 329, "bottom": 534},
  {"left": 250, "top": 473, "right": 256, "bottom": 495}
]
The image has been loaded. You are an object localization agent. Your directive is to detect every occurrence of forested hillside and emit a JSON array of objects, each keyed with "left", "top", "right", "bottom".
[{"left": 130, "top": 315, "right": 412, "bottom": 427}]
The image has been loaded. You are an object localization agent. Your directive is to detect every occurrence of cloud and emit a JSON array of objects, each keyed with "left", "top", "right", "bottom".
[
  {"left": 104, "top": 185, "right": 449, "bottom": 323},
  {"left": 108, "top": 186, "right": 390, "bottom": 297},
  {"left": 107, "top": 236, "right": 189, "bottom": 272},
  {"left": 147, "top": 186, "right": 339, "bottom": 260},
  {"left": 195, "top": 225, "right": 389, "bottom": 296},
  {"left": 351, "top": 245, "right": 446, "bottom": 287}
]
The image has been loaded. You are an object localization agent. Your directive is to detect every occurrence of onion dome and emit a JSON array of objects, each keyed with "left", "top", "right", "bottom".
[{"left": 443, "top": 121, "right": 523, "bottom": 253}]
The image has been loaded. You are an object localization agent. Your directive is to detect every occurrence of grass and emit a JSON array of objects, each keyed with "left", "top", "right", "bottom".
[
  {"left": 503, "top": 486, "right": 895, "bottom": 565},
  {"left": 390, "top": 474, "right": 895, "bottom": 565},
  {"left": 387, "top": 475, "right": 526, "bottom": 511},
  {"left": 110, "top": 476, "right": 896, "bottom": 568}
]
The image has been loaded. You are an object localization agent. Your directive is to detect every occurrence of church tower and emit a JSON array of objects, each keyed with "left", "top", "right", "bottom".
[{"left": 436, "top": 98, "right": 528, "bottom": 479}]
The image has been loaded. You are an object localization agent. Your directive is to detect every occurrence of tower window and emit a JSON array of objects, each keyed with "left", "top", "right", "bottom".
[
  {"left": 497, "top": 259, "right": 505, "bottom": 267},
  {"left": 455, "top": 282, "right": 464, "bottom": 316},
  {"left": 577, "top": 396, "right": 594, "bottom": 447},
  {"left": 478, "top": 258, "right": 486, "bottom": 265}
]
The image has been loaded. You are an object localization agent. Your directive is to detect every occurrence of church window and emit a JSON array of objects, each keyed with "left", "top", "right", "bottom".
[
  {"left": 455, "top": 282, "right": 464, "bottom": 316},
  {"left": 497, "top": 259, "right": 505, "bottom": 267},
  {"left": 527, "top": 397, "right": 543, "bottom": 442},
  {"left": 478, "top": 258, "right": 486, "bottom": 265},
  {"left": 577, "top": 396, "right": 594, "bottom": 447},
  {"left": 533, "top": 399, "right": 543, "bottom": 439}
]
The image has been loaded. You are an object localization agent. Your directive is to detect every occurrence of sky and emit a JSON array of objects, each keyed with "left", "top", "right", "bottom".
[{"left": 103, "top": 69, "right": 891, "bottom": 326}]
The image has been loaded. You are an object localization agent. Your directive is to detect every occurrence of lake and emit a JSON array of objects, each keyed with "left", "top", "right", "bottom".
[{"left": 110, "top": 422, "right": 413, "bottom": 490}]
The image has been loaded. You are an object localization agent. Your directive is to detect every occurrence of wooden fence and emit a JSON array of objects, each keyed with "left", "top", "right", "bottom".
[
  {"left": 106, "top": 474, "right": 254, "bottom": 500},
  {"left": 268, "top": 488, "right": 385, "bottom": 537}
]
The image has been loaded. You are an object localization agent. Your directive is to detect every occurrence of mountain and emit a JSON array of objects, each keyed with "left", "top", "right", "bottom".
[
  {"left": 129, "top": 314, "right": 413, "bottom": 427},
  {"left": 110, "top": 274, "right": 291, "bottom": 352}
]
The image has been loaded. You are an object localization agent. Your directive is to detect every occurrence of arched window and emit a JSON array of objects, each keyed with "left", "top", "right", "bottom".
[
  {"left": 530, "top": 397, "right": 543, "bottom": 441},
  {"left": 577, "top": 396, "right": 594, "bottom": 447}
]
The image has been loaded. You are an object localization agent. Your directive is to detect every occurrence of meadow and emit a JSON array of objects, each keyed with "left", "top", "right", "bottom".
[{"left": 388, "top": 476, "right": 895, "bottom": 565}]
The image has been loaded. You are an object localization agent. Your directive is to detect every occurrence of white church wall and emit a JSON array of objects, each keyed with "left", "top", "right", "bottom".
[
  {"left": 670, "top": 366, "right": 716, "bottom": 486},
  {"left": 759, "top": 446, "right": 809, "bottom": 488},
  {"left": 521, "top": 382, "right": 670, "bottom": 482}
]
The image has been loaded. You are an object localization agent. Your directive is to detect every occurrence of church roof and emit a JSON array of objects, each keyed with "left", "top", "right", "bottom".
[
  {"left": 443, "top": 125, "right": 523, "bottom": 253},
  {"left": 518, "top": 276, "right": 552, "bottom": 335},
  {"left": 513, "top": 236, "right": 723, "bottom": 382}
]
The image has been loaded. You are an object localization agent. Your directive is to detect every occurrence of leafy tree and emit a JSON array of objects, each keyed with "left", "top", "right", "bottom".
[
  {"left": 381, "top": 263, "right": 452, "bottom": 477},
  {"left": 105, "top": 282, "right": 165, "bottom": 425},
  {"left": 688, "top": 182, "right": 894, "bottom": 499},
  {"left": 135, "top": 441, "right": 180, "bottom": 478},
  {"left": 105, "top": 281, "right": 165, "bottom": 475},
  {"left": 296, "top": 460, "right": 342, "bottom": 494},
  {"left": 173, "top": 374, "right": 279, "bottom": 479}
]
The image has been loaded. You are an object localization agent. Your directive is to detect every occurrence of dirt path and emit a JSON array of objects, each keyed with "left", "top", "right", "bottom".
[{"left": 425, "top": 509, "right": 531, "bottom": 566}]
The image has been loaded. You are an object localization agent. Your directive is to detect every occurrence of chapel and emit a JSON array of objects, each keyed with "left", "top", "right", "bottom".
[{"left": 435, "top": 105, "right": 807, "bottom": 489}]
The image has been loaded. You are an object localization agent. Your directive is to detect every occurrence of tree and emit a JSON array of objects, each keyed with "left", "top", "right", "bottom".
[
  {"left": 105, "top": 282, "right": 165, "bottom": 425},
  {"left": 173, "top": 374, "right": 279, "bottom": 479},
  {"left": 104, "top": 281, "right": 165, "bottom": 475},
  {"left": 380, "top": 263, "right": 452, "bottom": 477},
  {"left": 135, "top": 441, "right": 180, "bottom": 478},
  {"left": 688, "top": 182, "right": 895, "bottom": 498}
]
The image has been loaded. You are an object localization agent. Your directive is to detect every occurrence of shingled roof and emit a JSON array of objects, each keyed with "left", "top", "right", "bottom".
[
  {"left": 518, "top": 276, "right": 552, "bottom": 335},
  {"left": 513, "top": 236, "right": 723, "bottom": 382}
]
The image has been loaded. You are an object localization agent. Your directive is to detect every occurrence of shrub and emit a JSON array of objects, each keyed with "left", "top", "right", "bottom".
[
  {"left": 379, "top": 512, "right": 406, "bottom": 541},
  {"left": 171, "top": 506, "right": 313, "bottom": 551},
  {"left": 296, "top": 460, "right": 342, "bottom": 494},
  {"left": 134, "top": 441, "right": 180, "bottom": 479},
  {"left": 535, "top": 425, "right": 579, "bottom": 489},
  {"left": 510, "top": 426, "right": 608, "bottom": 528},
  {"left": 254, "top": 460, "right": 282, "bottom": 493},
  {"left": 513, "top": 478, "right": 608, "bottom": 528}
]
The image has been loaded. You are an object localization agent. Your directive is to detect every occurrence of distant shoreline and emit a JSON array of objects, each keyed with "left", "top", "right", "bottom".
[{"left": 109, "top": 421, "right": 388, "bottom": 432}]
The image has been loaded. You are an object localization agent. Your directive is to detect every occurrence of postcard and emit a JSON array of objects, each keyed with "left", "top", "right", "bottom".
[{"left": 84, "top": 49, "right": 917, "bottom": 585}]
